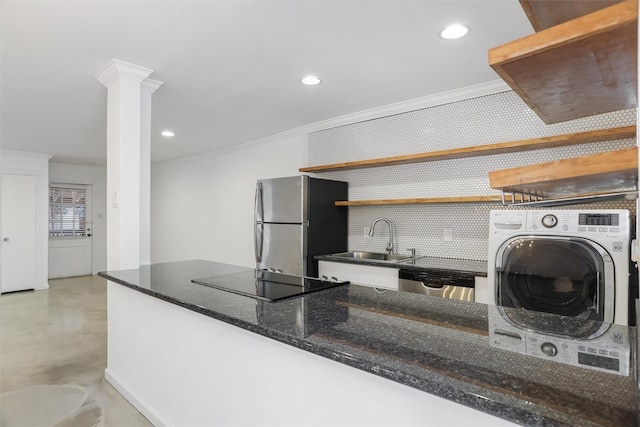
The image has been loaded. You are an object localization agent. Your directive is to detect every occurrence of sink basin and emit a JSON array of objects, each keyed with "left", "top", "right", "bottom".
[{"left": 331, "top": 251, "right": 413, "bottom": 262}]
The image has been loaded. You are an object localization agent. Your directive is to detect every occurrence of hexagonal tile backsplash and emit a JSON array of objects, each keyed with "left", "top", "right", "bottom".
[{"left": 307, "top": 90, "right": 637, "bottom": 261}]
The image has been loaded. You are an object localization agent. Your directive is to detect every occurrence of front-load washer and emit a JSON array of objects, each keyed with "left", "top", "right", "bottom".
[
  {"left": 484, "top": 209, "right": 632, "bottom": 376},
  {"left": 485, "top": 209, "right": 631, "bottom": 325}
]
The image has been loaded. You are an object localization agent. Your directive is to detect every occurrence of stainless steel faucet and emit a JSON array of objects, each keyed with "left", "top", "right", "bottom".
[{"left": 369, "top": 217, "right": 393, "bottom": 255}]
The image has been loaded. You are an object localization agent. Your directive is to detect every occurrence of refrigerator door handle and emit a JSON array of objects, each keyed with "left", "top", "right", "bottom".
[
  {"left": 255, "top": 182, "right": 263, "bottom": 223},
  {"left": 255, "top": 223, "right": 263, "bottom": 262}
]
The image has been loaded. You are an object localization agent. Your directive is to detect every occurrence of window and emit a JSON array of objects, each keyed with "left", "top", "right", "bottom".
[{"left": 49, "top": 186, "right": 87, "bottom": 237}]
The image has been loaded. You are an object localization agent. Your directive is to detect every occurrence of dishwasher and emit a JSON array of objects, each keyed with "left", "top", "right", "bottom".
[{"left": 397, "top": 268, "right": 475, "bottom": 302}]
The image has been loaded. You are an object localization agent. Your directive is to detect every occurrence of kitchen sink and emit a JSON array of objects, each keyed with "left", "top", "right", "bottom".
[{"left": 331, "top": 251, "right": 414, "bottom": 262}]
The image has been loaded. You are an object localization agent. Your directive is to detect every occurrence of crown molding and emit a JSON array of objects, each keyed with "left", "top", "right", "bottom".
[
  {"left": 303, "top": 79, "right": 511, "bottom": 134},
  {"left": 95, "top": 58, "right": 154, "bottom": 87},
  {"left": 141, "top": 78, "right": 164, "bottom": 94}
]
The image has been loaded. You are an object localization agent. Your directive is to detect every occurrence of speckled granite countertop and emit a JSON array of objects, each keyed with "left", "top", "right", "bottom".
[
  {"left": 99, "top": 260, "right": 638, "bottom": 427},
  {"left": 316, "top": 254, "right": 488, "bottom": 277}
]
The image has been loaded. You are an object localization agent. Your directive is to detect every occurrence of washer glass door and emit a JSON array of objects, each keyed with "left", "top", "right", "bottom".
[{"left": 497, "top": 236, "right": 613, "bottom": 328}]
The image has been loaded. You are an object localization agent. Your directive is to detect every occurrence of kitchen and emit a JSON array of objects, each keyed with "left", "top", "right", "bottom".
[
  {"left": 104, "top": 90, "right": 639, "bottom": 425},
  {"left": 1, "top": 1, "right": 639, "bottom": 426}
]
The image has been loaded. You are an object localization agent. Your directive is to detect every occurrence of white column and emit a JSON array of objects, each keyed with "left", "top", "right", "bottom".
[
  {"left": 140, "top": 79, "right": 163, "bottom": 266},
  {"left": 95, "top": 59, "right": 162, "bottom": 271}
]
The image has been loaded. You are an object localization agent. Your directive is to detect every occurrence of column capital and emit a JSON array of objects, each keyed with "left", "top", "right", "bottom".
[
  {"left": 141, "top": 78, "right": 164, "bottom": 94},
  {"left": 95, "top": 59, "right": 154, "bottom": 88}
]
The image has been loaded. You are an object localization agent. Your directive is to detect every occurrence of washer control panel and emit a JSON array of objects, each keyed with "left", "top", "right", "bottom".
[
  {"left": 525, "top": 210, "right": 629, "bottom": 236},
  {"left": 490, "top": 210, "right": 630, "bottom": 239}
]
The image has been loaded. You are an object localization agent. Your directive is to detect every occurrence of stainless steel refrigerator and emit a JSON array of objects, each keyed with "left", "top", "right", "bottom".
[{"left": 254, "top": 175, "right": 348, "bottom": 277}]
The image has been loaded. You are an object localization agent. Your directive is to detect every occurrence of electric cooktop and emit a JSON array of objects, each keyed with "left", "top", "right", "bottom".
[{"left": 191, "top": 270, "right": 349, "bottom": 302}]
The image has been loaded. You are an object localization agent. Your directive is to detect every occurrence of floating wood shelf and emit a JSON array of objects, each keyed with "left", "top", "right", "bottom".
[
  {"left": 489, "top": 147, "right": 638, "bottom": 198},
  {"left": 300, "top": 126, "right": 635, "bottom": 173},
  {"left": 520, "top": 0, "right": 624, "bottom": 31},
  {"left": 335, "top": 196, "right": 503, "bottom": 207},
  {"left": 489, "top": 0, "right": 638, "bottom": 124}
]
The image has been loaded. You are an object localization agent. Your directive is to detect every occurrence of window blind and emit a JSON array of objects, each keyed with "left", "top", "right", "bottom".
[{"left": 49, "top": 187, "right": 87, "bottom": 237}]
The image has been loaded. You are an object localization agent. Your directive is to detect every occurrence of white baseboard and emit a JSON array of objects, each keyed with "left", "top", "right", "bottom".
[
  {"left": 104, "top": 368, "right": 172, "bottom": 427},
  {"left": 35, "top": 281, "right": 49, "bottom": 290}
]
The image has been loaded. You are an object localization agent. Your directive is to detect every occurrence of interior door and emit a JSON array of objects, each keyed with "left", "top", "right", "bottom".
[
  {"left": 48, "top": 184, "right": 92, "bottom": 278},
  {"left": 1, "top": 173, "right": 37, "bottom": 293}
]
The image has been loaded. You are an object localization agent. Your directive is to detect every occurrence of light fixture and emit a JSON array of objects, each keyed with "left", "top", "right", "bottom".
[
  {"left": 161, "top": 130, "right": 175, "bottom": 137},
  {"left": 301, "top": 75, "right": 322, "bottom": 86},
  {"left": 439, "top": 24, "right": 469, "bottom": 40}
]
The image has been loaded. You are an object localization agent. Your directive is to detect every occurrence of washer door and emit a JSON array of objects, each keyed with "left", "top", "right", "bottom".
[{"left": 496, "top": 236, "right": 614, "bottom": 329}]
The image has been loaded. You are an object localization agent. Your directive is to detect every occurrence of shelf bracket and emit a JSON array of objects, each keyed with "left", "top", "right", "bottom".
[
  {"left": 500, "top": 190, "right": 638, "bottom": 207},
  {"left": 500, "top": 192, "right": 546, "bottom": 206}
]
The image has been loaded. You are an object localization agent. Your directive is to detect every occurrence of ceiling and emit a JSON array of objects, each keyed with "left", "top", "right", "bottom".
[{"left": 1, "top": 0, "right": 533, "bottom": 166}]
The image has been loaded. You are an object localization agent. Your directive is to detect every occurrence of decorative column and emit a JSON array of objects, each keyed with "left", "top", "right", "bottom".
[
  {"left": 140, "top": 79, "right": 163, "bottom": 266},
  {"left": 95, "top": 59, "right": 162, "bottom": 271}
]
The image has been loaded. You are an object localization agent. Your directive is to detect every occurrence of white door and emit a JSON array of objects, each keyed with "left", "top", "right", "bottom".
[
  {"left": 48, "top": 184, "right": 92, "bottom": 278},
  {"left": 1, "top": 173, "right": 37, "bottom": 293}
]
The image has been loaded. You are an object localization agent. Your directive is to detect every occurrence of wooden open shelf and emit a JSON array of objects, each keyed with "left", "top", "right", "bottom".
[
  {"left": 299, "top": 126, "right": 635, "bottom": 173},
  {"left": 489, "top": 147, "right": 638, "bottom": 198},
  {"left": 489, "top": 0, "right": 638, "bottom": 124},
  {"left": 334, "top": 196, "right": 503, "bottom": 207},
  {"left": 520, "top": 0, "right": 624, "bottom": 31}
]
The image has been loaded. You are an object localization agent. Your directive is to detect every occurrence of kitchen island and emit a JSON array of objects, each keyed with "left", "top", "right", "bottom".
[{"left": 99, "top": 260, "right": 638, "bottom": 426}]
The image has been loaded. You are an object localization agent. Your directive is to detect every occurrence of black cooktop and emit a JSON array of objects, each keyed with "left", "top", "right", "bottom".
[{"left": 191, "top": 270, "right": 349, "bottom": 301}]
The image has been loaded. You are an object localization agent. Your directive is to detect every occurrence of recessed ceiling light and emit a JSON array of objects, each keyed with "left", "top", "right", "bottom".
[
  {"left": 439, "top": 24, "right": 469, "bottom": 40},
  {"left": 161, "top": 130, "right": 175, "bottom": 137},
  {"left": 301, "top": 75, "right": 322, "bottom": 86}
]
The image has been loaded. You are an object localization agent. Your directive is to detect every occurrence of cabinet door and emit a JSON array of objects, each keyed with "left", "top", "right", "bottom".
[
  {"left": 1, "top": 174, "right": 37, "bottom": 293},
  {"left": 318, "top": 261, "right": 399, "bottom": 290}
]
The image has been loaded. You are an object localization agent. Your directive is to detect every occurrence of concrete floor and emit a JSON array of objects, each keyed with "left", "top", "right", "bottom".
[{"left": 0, "top": 275, "right": 152, "bottom": 426}]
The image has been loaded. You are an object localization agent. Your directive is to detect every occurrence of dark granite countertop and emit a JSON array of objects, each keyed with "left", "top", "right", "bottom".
[
  {"left": 315, "top": 254, "right": 488, "bottom": 277},
  {"left": 99, "top": 260, "right": 638, "bottom": 427}
]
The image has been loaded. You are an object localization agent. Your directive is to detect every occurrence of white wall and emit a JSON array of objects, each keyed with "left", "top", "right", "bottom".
[
  {"left": 151, "top": 133, "right": 306, "bottom": 266},
  {"left": 1, "top": 150, "right": 52, "bottom": 290},
  {"left": 49, "top": 163, "right": 108, "bottom": 275}
]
